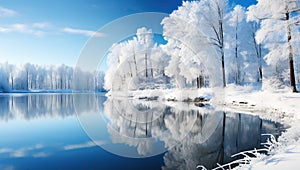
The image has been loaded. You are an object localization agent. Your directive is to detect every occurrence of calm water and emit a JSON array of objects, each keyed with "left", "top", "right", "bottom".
[{"left": 0, "top": 93, "right": 286, "bottom": 170}]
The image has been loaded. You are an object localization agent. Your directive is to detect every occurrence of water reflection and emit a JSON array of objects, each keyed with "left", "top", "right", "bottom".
[
  {"left": 103, "top": 98, "right": 201, "bottom": 157},
  {"left": 0, "top": 93, "right": 105, "bottom": 121},
  {"left": 103, "top": 98, "right": 285, "bottom": 169},
  {"left": 162, "top": 112, "right": 284, "bottom": 170},
  {"left": 0, "top": 93, "right": 110, "bottom": 170},
  {"left": 0, "top": 94, "right": 286, "bottom": 170}
]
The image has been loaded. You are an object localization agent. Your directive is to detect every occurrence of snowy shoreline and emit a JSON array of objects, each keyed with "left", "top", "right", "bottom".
[
  {"left": 108, "top": 84, "right": 300, "bottom": 169},
  {"left": 223, "top": 85, "right": 300, "bottom": 170}
]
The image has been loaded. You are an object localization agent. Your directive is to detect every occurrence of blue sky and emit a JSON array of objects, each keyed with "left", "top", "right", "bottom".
[{"left": 0, "top": 0, "right": 256, "bottom": 66}]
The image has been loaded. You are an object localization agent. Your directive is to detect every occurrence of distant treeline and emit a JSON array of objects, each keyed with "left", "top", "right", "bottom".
[{"left": 0, "top": 62, "right": 105, "bottom": 92}]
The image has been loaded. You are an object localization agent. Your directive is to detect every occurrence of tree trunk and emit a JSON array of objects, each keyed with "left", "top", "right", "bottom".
[
  {"left": 132, "top": 48, "right": 138, "bottom": 76},
  {"left": 253, "top": 43, "right": 263, "bottom": 82},
  {"left": 218, "top": 8, "right": 226, "bottom": 87},
  {"left": 50, "top": 73, "right": 53, "bottom": 90},
  {"left": 60, "top": 77, "right": 63, "bottom": 89},
  {"left": 258, "top": 43, "right": 263, "bottom": 82},
  {"left": 148, "top": 54, "right": 154, "bottom": 78},
  {"left": 26, "top": 70, "right": 29, "bottom": 90},
  {"left": 128, "top": 62, "right": 133, "bottom": 77},
  {"left": 235, "top": 18, "right": 240, "bottom": 85},
  {"left": 197, "top": 75, "right": 204, "bottom": 88},
  {"left": 11, "top": 74, "right": 14, "bottom": 90},
  {"left": 145, "top": 52, "right": 148, "bottom": 78},
  {"left": 252, "top": 23, "right": 263, "bottom": 82},
  {"left": 221, "top": 51, "right": 226, "bottom": 87},
  {"left": 286, "top": 12, "right": 297, "bottom": 92}
]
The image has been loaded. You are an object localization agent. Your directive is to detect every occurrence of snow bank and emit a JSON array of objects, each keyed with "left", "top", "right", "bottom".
[{"left": 222, "top": 84, "right": 300, "bottom": 170}]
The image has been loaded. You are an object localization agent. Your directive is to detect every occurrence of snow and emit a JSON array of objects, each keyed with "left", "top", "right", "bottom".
[
  {"left": 221, "top": 84, "right": 300, "bottom": 170},
  {"left": 129, "top": 88, "right": 214, "bottom": 101},
  {"left": 224, "top": 84, "right": 300, "bottom": 116},
  {"left": 249, "top": 144, "right": 300, "bottom": 170}
]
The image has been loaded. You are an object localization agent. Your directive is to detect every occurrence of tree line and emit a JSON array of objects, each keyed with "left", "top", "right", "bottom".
[{"left": 0, "top": 62, "right": 105, "bottom": 92}]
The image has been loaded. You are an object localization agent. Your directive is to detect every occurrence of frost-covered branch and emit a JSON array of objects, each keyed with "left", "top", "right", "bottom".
[{"left": 197, "top": 134, "right": 280, "bottom": 170}]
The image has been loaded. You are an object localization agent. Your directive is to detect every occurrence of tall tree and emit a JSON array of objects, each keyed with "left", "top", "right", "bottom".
[
  {"left": 161, "top": 0, "right": 228, "bottom": 88},
  {"left": 247, "top": 0, "right": 300, "bottom": 92},
  {"left": 225, "top": 5, "right": 263, "bottom": 84},
  {"left": 226, "top": 5, "right": 245, "bottom": 85},
  {"left": 211, "top": 0, "right": 227, "bottom": 87},
  {"left": 251, "top": 22, "right": 263, "bottom": 82},
  {"left": 104, "top": 27, "right": 169, "bottom": 91}
]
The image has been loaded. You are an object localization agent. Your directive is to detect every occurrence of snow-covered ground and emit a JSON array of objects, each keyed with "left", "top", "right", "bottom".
[
  {"left": 223, "top": 84, "right": 300, "bottom": 170},
  {"left": 249, "top": 144, "right": 300, "bottom": 170}
]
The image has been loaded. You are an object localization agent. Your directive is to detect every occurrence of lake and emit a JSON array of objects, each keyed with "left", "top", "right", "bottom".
[{"left": 0, "top": 93, "right": 286, "bottom": 170}]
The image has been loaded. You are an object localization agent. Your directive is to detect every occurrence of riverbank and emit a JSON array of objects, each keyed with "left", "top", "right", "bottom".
[
  {"left": 223, "top": 84, "right": 300, "bottom": 170},
  {"left": 103, "top": 84, "right": 300, "bottom": 169}
]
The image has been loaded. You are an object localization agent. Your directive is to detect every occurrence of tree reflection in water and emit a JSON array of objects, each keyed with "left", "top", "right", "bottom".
[
  {"left": 104, "top": 98, "right": 285, "bottom": 169},
  {"left": 0, "top": 94, "right": 105, "bottom": 121},
  {"left": 0, "top": 94, "right": 285, "bottom": 169}
]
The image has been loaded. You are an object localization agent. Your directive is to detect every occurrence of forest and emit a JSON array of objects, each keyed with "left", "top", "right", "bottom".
[
  {"left": 0, "top": 62, "right": 105, "bottom": 92},
  {"left": 105, "top": 0, "right": 300, "bottom": 93}
]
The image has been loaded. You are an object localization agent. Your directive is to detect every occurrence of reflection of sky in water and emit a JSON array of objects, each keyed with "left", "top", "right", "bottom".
[
  {"left": 0, "top": 94, "right": 164, "bottom": 170},
  {"left": 0, "top": 116, "right": 82, "bottom": 149},
  {"left": 0, "top": 94, "right": 286, "bottom": 170}
]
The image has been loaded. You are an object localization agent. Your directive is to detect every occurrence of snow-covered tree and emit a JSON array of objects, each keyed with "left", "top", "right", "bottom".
[
  {"left": 226, "top": 5, "right": 245, "bottom": 84},
  {"left": 250, "top": 22, "right": 264, "bottom": 82},
  {"left": 0, "top": 63, "right": 104, "bottom": 92},
  {"left": 0, "top": 66, "right": 11, "bottom": 92},
  {"left": 247, "top": 0, "right": 300, "bottom": 92},
  {"left": 0, "top": 62, "right": 15, "bottom": 90},
  {"left": 225, "top": 5, "right": 264, "bottom": 84},
  {"left": 104, "top": 27, "right": 170, "bottom": 92},
  {"left": 73, "top": 68, "right": 95, "bottom": 91},
  {"left": 161, "top": 0, "right": 227, "bottom": 88},
  {"left": 14, "top": 65, "right": 29, "bottom": 90}
]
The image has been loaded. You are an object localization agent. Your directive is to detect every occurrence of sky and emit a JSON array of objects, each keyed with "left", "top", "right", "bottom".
[{"left": 0, "top": 0, "right": 257, "bottom": 66}]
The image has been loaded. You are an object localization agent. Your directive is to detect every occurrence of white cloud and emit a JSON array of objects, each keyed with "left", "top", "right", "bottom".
[
  {"left": 0, "top": 23, "right": 44, "bottom": 36},
  {"left": 32, "top": 152, "right": 49, "bottom": 158},
  {"left": 63, "top": 27, "right": 105, "bottom": 37},
  {"left": 10, "top": 149, "right": 26, "bottom": 158},
  {"left": 64, "top": 140, "right": 105, "bottom": 150},
  {"left": 27, "top": 144, "right": 44, "bottom": 150},
  {"left": 32, "top": 22, "right": 51, "bottom": 29},
  {"left": 0, "top": 22, "right": 104, "bottom": 38},
  {"left": 0, "top": 148, "right": 12, "bottom": 154},
  {"left": 0, "top": 6, "right": 17, "bottom": 17},
  {"left": 4, "top": 144, "right": 45, "bottom": 158}
]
